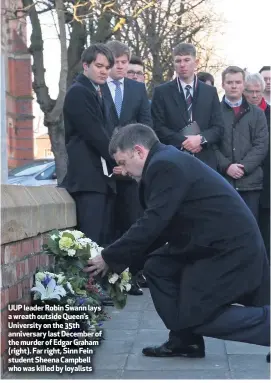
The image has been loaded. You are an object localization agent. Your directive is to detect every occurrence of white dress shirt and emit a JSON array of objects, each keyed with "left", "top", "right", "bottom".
[
  {"left": 179, "top": 78, "right": 194, "bottom": 97},
  {"left": 107, "top": 77, "right": 125, "bottom": 100}
]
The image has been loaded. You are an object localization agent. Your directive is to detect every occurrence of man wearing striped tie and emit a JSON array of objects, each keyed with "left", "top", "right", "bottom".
[{"left": 151, "top": 43, "right": 224, "bottom": 171}]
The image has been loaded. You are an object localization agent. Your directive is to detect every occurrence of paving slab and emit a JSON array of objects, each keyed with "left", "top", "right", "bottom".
[
  {"left": 120, "top": 369, "right": 232, "bottom": 379},
  {"left": 225, "top": 340, "right": 269, "bottom": 355}
]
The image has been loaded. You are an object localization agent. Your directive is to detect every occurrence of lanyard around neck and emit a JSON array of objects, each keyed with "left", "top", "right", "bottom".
[{"left": 176, "top": 75, "right": 197, "bottom": 97}]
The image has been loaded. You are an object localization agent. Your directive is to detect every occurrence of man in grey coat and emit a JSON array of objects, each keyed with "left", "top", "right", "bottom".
[{"left": 215, "top": 66, "right": 269, "bottom": 221}]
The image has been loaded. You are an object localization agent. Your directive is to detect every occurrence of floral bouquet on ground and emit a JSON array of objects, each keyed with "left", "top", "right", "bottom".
[
  {"left": 30, "top": 271, "right": 107, "bottom": 341},
  {"left": 103, "top": 269, "right": 132, "bottom": 309},
  {"left": 42, "top": 229, "right": 132, "bottom": 309}
]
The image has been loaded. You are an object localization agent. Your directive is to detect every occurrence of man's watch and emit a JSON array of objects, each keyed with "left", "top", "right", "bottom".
[{"left": 200, "top": 135, "right": 207, "bottom": 145}]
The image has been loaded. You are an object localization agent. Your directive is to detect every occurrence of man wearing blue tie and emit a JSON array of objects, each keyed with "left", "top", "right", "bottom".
[{"left": 101, "top": 41, "right": 152, "bottom": 295}]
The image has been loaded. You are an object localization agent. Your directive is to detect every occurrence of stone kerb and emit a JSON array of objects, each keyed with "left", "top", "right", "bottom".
[{"left": 1, "top": 185, "right": 76, "bottom": 244}]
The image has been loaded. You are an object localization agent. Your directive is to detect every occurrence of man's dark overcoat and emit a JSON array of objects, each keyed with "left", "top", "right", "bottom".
[
  {"left": 102, "top": 143, "right": 269, "bottom": 328},
  {"left": 62, "top": 73, "right": 115, "bottom": 194}
]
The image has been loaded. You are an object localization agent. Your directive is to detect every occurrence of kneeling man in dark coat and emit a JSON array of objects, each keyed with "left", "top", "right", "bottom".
[{"left": 86, "top": 123, "right": 270, "bottom": 359}]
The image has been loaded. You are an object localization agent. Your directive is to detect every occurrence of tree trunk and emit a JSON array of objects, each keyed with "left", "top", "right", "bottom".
[{"left": 46, "top": 118, "right": 67, "bottom": 185}]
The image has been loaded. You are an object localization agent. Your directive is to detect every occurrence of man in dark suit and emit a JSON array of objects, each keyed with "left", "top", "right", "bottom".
[
  {"left": 101, "top": 40, "right": 152, "bottom": 295},
  {"left": 86, "top": 124, "right": 270, "bottom": 359},
  {"left": 62, "top": 44, "right": 115, "bottom": 246},
  {"left": 151, "top": 43, "right": 224, "bottom": 170}
]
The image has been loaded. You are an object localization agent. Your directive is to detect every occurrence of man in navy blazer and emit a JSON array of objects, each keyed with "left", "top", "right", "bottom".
[{"left": 101, "top": 41, "right": 152, "bottom": 295}]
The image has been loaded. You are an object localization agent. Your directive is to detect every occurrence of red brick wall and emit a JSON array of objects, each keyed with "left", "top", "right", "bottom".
[
  {"left": 1, "top": 234, "right": 52, "bottom": 375},
  {"left": 5, "top": 0, "right": 34, "bottom": 169}
]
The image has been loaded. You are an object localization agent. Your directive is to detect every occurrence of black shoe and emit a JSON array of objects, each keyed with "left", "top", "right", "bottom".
[
  {"left": 142, "top": 339, "right": 205, "bottom": 358},
  {"left": 267, "top": 353, "right": 270, "bottom": 363},
  {"left": 128, "top": 282, "right": 143, "bottom": 296}
]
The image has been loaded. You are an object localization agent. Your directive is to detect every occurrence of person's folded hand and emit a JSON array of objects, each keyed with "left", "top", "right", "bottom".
[{"left": 113, "top": 166, "right": 127, "bottom": 176}]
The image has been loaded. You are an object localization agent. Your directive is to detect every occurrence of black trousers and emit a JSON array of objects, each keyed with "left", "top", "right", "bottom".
[
  {"left": 114, "top": 180, "right": 143, "bottom": 236},
  {"left": 259, "top": 207, "right": 270, "bottom": 261},
  {"left": 114, "top": 180, "right": 143, "bottom": 277},
  {"left": 144, "top": 255, "right": 270, "bottom": 347},
  {"left": 239, "top": 190, "right": 261, "bottom": 222},
  {"left": 71, "top": 191, "right": 115, "bottom": 247}
]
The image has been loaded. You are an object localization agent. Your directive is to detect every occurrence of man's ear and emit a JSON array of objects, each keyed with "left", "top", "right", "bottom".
[
  {"left": 134, "top": 144, "right": 144, "bottom": 158},
  {"left": 82, "top": 62, "right": 89, "bottom": 71}
]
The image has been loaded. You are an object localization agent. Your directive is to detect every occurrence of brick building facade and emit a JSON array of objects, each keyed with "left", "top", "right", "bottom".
[
  {"left": 34, "top": 133, "right": 53, "bottom": 159},
  {"left": 2, "top": 0, "right": 34, "bottom": 170}
]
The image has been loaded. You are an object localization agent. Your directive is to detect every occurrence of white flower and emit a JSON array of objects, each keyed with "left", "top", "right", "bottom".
[
  {"left": 66, "top": 282, "right": 75, "bottom": 295},
  {"left": 72, "top": 230, "right": 84, "bottom": 240},
  {"left": 31, "top": 279, "right": 66, "bottom": 301},
  {"left": 90, "top": 246, "right": 100, "bottom": 258},
  {"left": 108, "top": 273, "right": 119, "bottom": 284},
  {"left": 119, "top": 281, "right": 131, "bottom": 292},
  {"left": 77, "top": 238, "right": 93, "bottom": 246},
  {"left": 56, "top": 273, "right": 66, "bottom": 284},
  {"left": 67, "top": 249, "right": 76, "bottom": 257},
  {"left": 51, "top": 234, "right": 58, "bottom": 240},
  {"left": 124, "top": 283, "right": 131, "bottom": 292}
]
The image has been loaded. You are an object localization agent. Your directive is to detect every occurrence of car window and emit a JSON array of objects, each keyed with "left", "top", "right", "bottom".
[
  {"left": 10, "top": 163, "right": 50, "bottom": 177},
  {"left": 35, "top": 165, "right": 56, "bottom": 180}
]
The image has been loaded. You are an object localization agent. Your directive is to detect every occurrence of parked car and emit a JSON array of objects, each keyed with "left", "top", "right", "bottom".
[
  {"left": 8, "top": 161, "right": 57, "bottom": 186},
  {"left": 8, "top": 159, "right": 54, "bottom": 177}
]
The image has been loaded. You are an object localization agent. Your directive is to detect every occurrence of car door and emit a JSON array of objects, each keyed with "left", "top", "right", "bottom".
[{"left": 33, "top": 163, "right": 57, "bottom": 186}]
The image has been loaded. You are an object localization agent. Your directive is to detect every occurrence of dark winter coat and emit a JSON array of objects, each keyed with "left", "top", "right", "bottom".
[
  {"left": 260, "top": 104, "right": 270, "bottom": 208},
  {"left": 216, "top": 97, "right": 269, "bottom": 192},
  {"left": 61, "top": 74, "right": 115, "bottom": 194},
  {"left": 102, "top": 143, "right": 268, "bottom": 328}
]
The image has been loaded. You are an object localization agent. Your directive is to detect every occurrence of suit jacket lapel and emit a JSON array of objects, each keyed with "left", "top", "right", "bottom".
[
  {"left": 170, "top": 80, "right": 189, "bottom": 125},
  {"left": 192, "top": 79, "right": 200, "bottom": 121}
]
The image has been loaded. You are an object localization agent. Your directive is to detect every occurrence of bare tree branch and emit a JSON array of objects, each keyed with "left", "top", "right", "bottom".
[{"left": 22, "top": 0, "right": 54, "bottom": 112}]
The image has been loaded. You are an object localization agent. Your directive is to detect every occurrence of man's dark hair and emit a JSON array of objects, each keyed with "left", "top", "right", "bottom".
[
  {"left": 106, "top": 40, "right": 130, "bottom": 59},
  {"left": 197, "top": 71, "right": 214, "bottom": 86},
  {"left": 222, "top": 66, "right": 245, "bottom": 82},
  {"left": 259, "top": 66, "right": 271, "bottom": 73},
  {"left": 173, "top": 43, "right": 196, "bottom": 58},
  {"left": 129, "top": 55, "right": 144, "bottom": 67},
  {"left": 81, "top": 43, "right": 114, "bottom": 67},
  {"left": 109, "top": 124, "right": 159, "bottom": 157}
]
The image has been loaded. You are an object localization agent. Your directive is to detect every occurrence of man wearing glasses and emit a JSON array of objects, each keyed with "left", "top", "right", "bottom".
[{"left": 126, "top": 56, "right": 145, "bottom": 83}]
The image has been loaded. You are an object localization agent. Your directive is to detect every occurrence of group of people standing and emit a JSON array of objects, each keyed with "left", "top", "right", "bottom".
[
  {"left": 61, "top": 40, "right": 270, "bottom": 362},
  {"left": 61, "top": 40, "right": 270, "bottom": 291}
]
